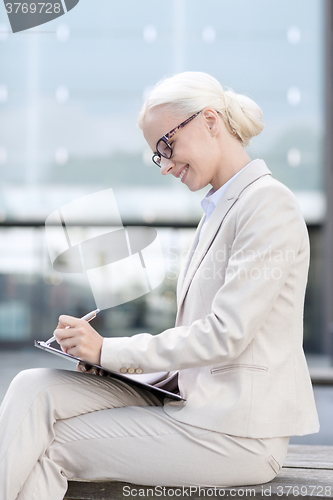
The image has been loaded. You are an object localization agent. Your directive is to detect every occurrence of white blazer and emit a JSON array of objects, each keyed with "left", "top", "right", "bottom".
[{"left": 101, "top": 159, "right": 320, "bottom": 438}]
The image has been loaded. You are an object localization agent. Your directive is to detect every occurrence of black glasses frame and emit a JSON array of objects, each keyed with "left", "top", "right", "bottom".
[{"left": 152, "top": 111, "right": 202, "bottom": 167}]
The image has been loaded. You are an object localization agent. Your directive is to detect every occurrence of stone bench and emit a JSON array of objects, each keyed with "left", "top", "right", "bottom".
[{"left": 64, "top": 444, "right": 333, "bottom": 500}]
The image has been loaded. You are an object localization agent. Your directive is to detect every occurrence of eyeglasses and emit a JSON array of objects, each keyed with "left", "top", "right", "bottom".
[{"left": 152, "top": 111, "right": 202, "bottom": 167}]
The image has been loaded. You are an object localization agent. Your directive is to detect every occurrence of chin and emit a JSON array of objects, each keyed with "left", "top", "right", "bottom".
[
  {"left": 187, "top": 181, "right": 210, "bottom": 192},
  {"left": 184, "top": 172, "right": 210, "bottom": 192}
]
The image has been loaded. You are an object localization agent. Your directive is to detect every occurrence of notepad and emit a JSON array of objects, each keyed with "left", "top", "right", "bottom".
[{"left": 34, "top": 340, "right": 183, "bottom": 401}]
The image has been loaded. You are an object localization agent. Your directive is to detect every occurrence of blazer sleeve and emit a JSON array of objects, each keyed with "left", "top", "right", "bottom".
[{"left": 101, "top": 182, "right": 309, "bottom": 374}]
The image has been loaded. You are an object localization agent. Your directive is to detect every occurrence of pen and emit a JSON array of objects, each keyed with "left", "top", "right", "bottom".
[{"left": 44, "top": 308, "right": 100, "bottom": 346}]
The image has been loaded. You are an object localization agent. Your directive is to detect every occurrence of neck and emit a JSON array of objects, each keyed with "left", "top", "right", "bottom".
[{"left": 212, "top": 146, "right": 252, "bottom": 191}]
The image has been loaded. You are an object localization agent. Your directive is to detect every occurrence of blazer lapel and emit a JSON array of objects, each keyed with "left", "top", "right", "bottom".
[
  {"left": 177, "top": 160, "right": 272, "bottom": 312},
  {"left": 176, "top": 215, "right": 205, "bottom": 307}
]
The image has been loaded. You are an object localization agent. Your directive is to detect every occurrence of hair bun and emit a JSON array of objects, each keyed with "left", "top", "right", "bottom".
[{"left": 222, "top": 90, "right": 264, "bottom": 146}]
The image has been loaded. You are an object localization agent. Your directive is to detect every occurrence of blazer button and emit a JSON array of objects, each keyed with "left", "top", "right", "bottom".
[
  {"left": 135, "top": 368, "right": 143, "bottom": 374},
  {"left": 120, "top": 367, "right": 128, "bottom": 374},
  {"left": 127, "top": 367, "right": 135, "bottom": 374}
]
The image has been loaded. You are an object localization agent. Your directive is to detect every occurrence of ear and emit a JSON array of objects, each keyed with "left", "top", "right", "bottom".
[{"left": 202, "top": 108, "right": 220, "bottom": 137}]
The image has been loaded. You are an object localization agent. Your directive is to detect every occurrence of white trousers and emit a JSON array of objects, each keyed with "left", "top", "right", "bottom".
[{"left": 0, "top": 368, "right": 289, "bottom": 500}]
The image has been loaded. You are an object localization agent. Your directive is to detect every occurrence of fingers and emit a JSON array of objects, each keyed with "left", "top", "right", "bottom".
[
  {"left": 53, "top": 314, "right": 103, "bottom": 365},
  {"left": 54, "top": 316, "right": 89, "bottom": 343},
  {"left": 83, "top": 365, "right": 99, "bottom": 375},
  {"left": 76, "top": 362, "right": 108, "bottom": 377},
  {"left": 53, "top": 316, "right": 77, "bottom": 344},
  {"left": 76, "top": 361, "right": 91, "bottom": 372},
  {"left": 58, "top": 315, "right": 83, "bottom": 329}
]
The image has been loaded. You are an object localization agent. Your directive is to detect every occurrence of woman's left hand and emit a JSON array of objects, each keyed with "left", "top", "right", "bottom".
[
  {"left": 76, "top": 361, "right": 108, "bottom": 376},
  {"left": 53, "top": 315, "right": 104, "bottom": 365}
]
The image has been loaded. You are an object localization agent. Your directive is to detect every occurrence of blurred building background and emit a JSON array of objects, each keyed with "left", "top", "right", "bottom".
[{"left": 0, "top": 0, "right": 332, "bottom": 444}]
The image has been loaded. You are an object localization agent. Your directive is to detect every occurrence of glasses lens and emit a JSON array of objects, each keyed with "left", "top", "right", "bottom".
[
  {"left": 152, "top": 154, "right": 161, "bottom": 167},
  {"left": 157, "top": 138, "right": 172, "bottom": 159}
]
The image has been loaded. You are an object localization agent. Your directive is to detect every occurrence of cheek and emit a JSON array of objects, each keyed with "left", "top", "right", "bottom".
[
  {"left": 191, "top": 135, "right": 212, "bottom": 157},
  {"left": 184, "top": 141, "right": 205, "bottom": 161},
  {"left": 190, "top": 144, "right": 213, "bottom": 171},
  {"left": 177, "top": 133, "right": 213, "bottom": 170}
]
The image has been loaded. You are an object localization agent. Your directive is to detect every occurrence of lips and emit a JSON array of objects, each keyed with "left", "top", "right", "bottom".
[
  {"left": 179, "top": 168, "right": 189, "bottom": 182},
  {"left": 177, "top": 165, "right": 189, "bottom": 182}
]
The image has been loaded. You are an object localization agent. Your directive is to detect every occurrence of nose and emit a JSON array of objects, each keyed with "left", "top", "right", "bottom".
[{"left": 160, "top": 156, "right": 176, "bottom": 175}]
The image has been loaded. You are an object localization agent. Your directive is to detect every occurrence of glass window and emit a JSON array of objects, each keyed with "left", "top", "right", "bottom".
[{"left": 0, "top": 0, "right": 325, "bottom": 348}]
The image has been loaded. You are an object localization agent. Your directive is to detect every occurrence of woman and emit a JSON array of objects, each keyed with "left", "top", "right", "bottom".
[{"left": 0, "top": 72, "right": 319, "bottom": 499}]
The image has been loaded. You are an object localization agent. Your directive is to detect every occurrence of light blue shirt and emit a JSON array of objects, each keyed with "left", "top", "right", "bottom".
[{"left": 199, "top": 161, "right": 254, "bottom": 240}]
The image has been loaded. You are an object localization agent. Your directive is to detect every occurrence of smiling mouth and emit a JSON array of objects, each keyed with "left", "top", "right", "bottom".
[{"left": 178, "top": 166, "right": 189, "bottom": 181}]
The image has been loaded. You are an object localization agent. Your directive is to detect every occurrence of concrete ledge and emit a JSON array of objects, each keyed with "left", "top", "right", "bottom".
[{"left": 309, "top": 368, "right": 333, "bottom": 385}]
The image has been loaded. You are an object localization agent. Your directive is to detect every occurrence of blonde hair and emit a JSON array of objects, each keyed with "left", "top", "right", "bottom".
[{"left": 138, "top": 72, "right": 264, "bottom": 147}]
